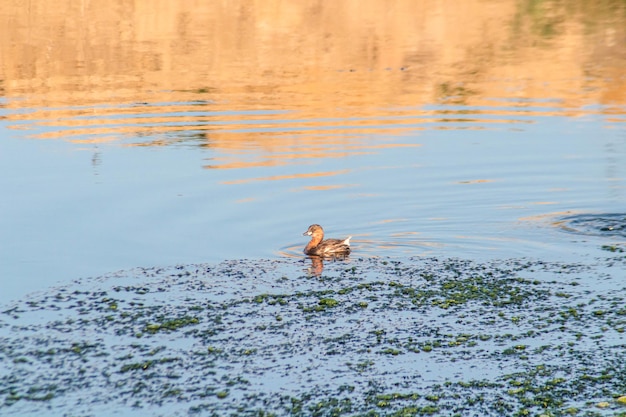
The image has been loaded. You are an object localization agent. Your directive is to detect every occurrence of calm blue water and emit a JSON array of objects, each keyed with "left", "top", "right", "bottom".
[{"left": 1, "top": 102, "right": 625, "bottom": 304}]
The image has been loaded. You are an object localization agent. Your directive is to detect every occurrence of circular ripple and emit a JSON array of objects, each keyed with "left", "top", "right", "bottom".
[{"left": 557, "top": 213, "right": 626, "bottom": 238}]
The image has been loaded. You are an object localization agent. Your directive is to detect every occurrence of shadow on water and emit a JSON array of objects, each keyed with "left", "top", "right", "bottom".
[{"left": 555, "top": 213, "right": 626, "bottom": 238}]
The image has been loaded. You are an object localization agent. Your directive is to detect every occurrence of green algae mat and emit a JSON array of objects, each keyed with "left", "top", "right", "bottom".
[{"left": 2, "top": 255, "right": 626, "bottom": 416}]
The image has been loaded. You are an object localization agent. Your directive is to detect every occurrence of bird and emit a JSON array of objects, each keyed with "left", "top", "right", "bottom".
[{"left": 302, "top": 224, "right": 351, "bottom": 257}]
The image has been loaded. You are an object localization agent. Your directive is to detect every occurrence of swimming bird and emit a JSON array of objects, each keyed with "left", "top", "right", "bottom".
[{"left": 302, "top": 224, "right": 351, "bottom": 257}]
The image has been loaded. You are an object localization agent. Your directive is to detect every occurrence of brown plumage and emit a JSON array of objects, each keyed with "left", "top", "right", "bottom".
[{"left": 302, "top": 224, "right": 351, "bottom": 257}]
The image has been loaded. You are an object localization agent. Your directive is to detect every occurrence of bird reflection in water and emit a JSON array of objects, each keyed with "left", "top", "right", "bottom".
[{"left": 304, "top": 254, "right": 350, "bottom": 276}]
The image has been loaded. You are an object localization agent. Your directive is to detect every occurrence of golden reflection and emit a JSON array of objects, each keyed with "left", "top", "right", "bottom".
[
  {"left": 518, "top": 211, "right": 578, "bottom": 223},
  {"left": 372, "top": 218, "right": 409, "bottom": 224},
  {"left": 202, "top": 142, "right": 421, "bottom": 170},
  {"left": 298, "top": 185, "right": 356, "bottom": 191},
  {"left": 221, "top": 169, "right": 350, "bottom": 185},
  {"left": 205, "top": 159, "right": 295, "bottom": 170},
  {"left": 456, "top": 179, "right": 496, "bottom": 184},
  {"left": 2, "top": 0, "right": 624, "bottom": 110},
  {"left": 390, "top": 231, "right": 421, "bottom": 237},
  {"left": 306, "top": 256, "right": 325, "bottom": 277},
  {"left": 68, "top": 136, "right": 120, "bottom": 145},
  {"left": 1, "top": 0, "right": 625, "bottom": 171}
]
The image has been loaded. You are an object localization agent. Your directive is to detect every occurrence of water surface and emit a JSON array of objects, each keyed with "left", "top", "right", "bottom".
[{"left": 1, "top": 0, "right": 625, "bottom": 303}]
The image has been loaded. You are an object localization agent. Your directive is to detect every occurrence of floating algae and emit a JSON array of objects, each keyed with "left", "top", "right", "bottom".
[{"left": 1, "top": 256, "right": 626, "bottom": 416}]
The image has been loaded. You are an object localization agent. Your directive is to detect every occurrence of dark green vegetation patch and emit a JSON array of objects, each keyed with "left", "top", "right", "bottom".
[{"left": 1, "top": 256, "right": 626, "bottom": 416}]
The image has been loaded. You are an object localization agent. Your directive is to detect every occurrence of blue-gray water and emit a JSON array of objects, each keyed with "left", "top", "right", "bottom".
[
  {"left": 1, "top": 103, "right": 624, "bottom": 304},
  {"left": 2, "top": 1, "right": 625, "bottom": 307}
]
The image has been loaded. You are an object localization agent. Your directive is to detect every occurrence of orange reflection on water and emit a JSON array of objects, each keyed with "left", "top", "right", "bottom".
[
  {"left": 202, "top": 139, "right": 421, "bottom": 174},
  {"left": 518, "top": 211, "right": 578, "bottom": 222},
  {"left": 2, "top": 0, "right": 624, "bottom": 110},
  {"left": 1, "top": 0, "right": 625, "bottom": 181},
  {"left": 372, "top": 218, "right": 410, "bottom": 224},
  {"left": 456, "top": 179, "right": 496, "bottom": 184},
  {"left": 221, "top": 169, "right": 350, "bottom": 185},
  {"left": 298, "top": 185, "right": 356, "bottom": 191}
]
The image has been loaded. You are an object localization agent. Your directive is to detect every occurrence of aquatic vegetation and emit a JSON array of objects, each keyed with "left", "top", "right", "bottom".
[
  {"left": 1, "top": 256, "right": 625, "bottom": 416},
  {"left": 144, "top": 316, "right": 200, "bottom": 333},
  {"left": 601, "top": 244, "right": 625, "bottom": 253}
]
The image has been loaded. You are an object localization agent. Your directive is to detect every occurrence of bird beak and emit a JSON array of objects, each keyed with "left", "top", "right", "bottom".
[{"left": 303, "top": 231, "right": 312, "bottom": 236}]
